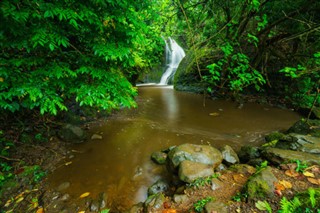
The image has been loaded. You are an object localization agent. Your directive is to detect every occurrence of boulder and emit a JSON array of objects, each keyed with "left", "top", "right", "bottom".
[
  {"left": 287, "top": 119, "right": 320, "bottom": 137},
  {"left": 244, "top": 166, "right": 278, "bottom": 199},
  {"left": 167, "top": 143, "right": 223, "bottom": 171},
  {"left": 265, "top": 131, "right": 287, "bottom": 143},
  {"left": 275, "top": 133, "right": 320, "bottom": 154},
  {"left": 178, "top": 160, "right": 214, "bottom": 183},
  {"left": 58, "top": 124, "right": 87, "bottom": 143},
  {"left": 148, "top": 180, "right": 170, "bottom": 195},
  {"left": 151, "top": 151, "right": 167, "bottom": 165},
  {"left": 262, "top": 147, "right": 320, "bottom": 165},
  {"left": 221, "top": 145, "right": 240, "bottom": 165}
]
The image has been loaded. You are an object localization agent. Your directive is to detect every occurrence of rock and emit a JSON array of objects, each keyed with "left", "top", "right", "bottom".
[
  {"left": 238, "top": 145, "right": 261, "bottom": 163},
  {"left": 221, "top": 145, "right": 240, "bottom": 165},
  {"left": 57, "top": 182, "right": 70, "bottom": 191},
  {"left": 178, "top": 160, "right": 214, "bottom": 183},
  {"left": 148, "top": 180, "right": 170, "bottom": 195},
  {"left": 211, "top": 178, "right": 224, "bottom": 190},
  {"left": 229, "top": 164, "right": 256, "bottom": 175},
  {"left": 90, "top": 200, "right": 100, "bottom": 212},
  {"left": 205, "top": 200, "right": 228, "bottom": 213},
  {"left": 144, "top": 193, "right": 166, "bottom": 212},
  {"left": 58, "top": 124, "right": 87, "bottom": 143},
  {"left": 173, "top": 194, "right": 188, "bottom": 203},
  {"left": 60, "top": 194, "right": 70, "bottom": 201},
  {"left": 215, "top": 163, "right": 227, "bottom": 172},
  {"left": 262, "top": 147, "right": 320, "bottom": 165},
  {"left": 151, "top": 151, "right": 167, "bottom": 165},
  {"left": 287, "top": 119, "right": 320, "bottom": 137},
  {"left": 127, "top": 202, "right": 144, "bottom": 213},
  {"left": 98, "top": 192, "right": 107, "bottom": 209},
  {"left": 244, "top": 166, "right": 278, "bottom": 199},
  {"left": 265, "top": 131, "right": 286, "bottom": 142},
  {"left": 276, "top": 133, "right": 320, "bottom": 154},
  {"left": 167, "top": 143, "right": 223, "bottom": 171},
  {"left": 91, "top": 133, "right": 103, "bottom": 140}
]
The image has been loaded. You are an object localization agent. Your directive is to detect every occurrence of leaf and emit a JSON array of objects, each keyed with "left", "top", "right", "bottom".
[
  {"left": 79, "top": 192, "right": 90, "bottom": 198},
  {"left": 0, "top": 77, "right": 4, "bottom": 82},
  {"left": 278, "top": 180, "right": 292, "bottom": 189},
  {"left": 36, "top": 208, "right": 44, "bottom": 213},
  {"left": 16, "top": 197, "right": 24, "bottom": 203},
  {"left": 307, "top": 178, "right": 320, "bottom": 185},
  {"left": 65, "top": 161, "right": 72, "bottom": 166},
  {"left": 255, "top": 200, "right": 272, "bottom": 212},
  {"left": 285, "top": 169, "right": 300, "bottom": 177},
  {"left": 162, "top": 209, "right": 177, "bottom": 213},
  {"left": 209, "top": 112, "right": 219, "bottom": 116},
  {"left": 303, "top": 171, "right": 315, "bottom": 177},
  {"left": 274, "top": 182, "right": 285, "bottom": 191}
]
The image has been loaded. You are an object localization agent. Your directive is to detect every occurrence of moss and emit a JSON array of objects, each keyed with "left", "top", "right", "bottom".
[
  {"left": 246, "top": 178, "right": 271, "bottom": 199},
  {"left": 265, "top": 131, "right": 286, "bottom": 143}
]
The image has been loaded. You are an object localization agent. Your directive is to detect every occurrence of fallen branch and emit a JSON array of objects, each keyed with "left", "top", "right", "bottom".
[{"left": 0, "top": 155, "right": 20, "bottom": 162}]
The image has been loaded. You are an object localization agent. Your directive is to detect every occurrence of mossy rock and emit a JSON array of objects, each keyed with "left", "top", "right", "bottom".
[
  {"left": 265, "top": 131, "right": 286, "bottom": 143},
  {"left": 287, "top": 119, "right": 320, "bottom": 137},
  {"left": 243, "top": 166, "right": 277, "bottom": 199}
]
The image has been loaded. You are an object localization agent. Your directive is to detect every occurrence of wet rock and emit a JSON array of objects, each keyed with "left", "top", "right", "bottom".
[
  {"left": 167, "top": 143, "right": 223, "bottom": 171},
  {"left": 221, "top": 145, "right": 239, "bottom": 165},
  {"left": 60, "top": 194, "right": 70, "bottom": 201},
  {"left": 173, "top": 194, "right": 188, "bottom": 203},
  {"left": 178, "top": 160, "right": 214, "bottom": 183},
  {"left": 58, "top": 124, "right": 87, "bottom": 143},
  {"left": 57, "top": 182, "right": 70, "bottom": 191},
  {"left": 151, "top": 151, "right": 167, "bottom": 165},
  {"left": 244, "top": 166, "right": 277, "bottom": 199},
  {"left": 90, "top": 200, "right": 100, "bottom": 212},
  {"left": 215, "top": 163, "right": 227, "bottom": 172},
  {"left": 98, "top": 192, "right": 107, "bottom": 209},
  {"left": 148, "top": 180, "right": 170, "bottom": 195},
  {"left": 238, "top": 145, "right": 260, "bottom": 163},
  {"left": 91, "top": 133, "right": 103, "bottom": 140},
  {"left": 265, "top": 131, "right": 287, "bottom": 143},
  {"left": 144, "top": 193, "right": 166, "bottom": 212},
  {"left": 205, "top": 200, "right": 228, "bottom": 213},
  {"left": 276, "top": 133, "right": 320, "bottom": 154},
  {"left": 262, "top": 147, "right": 320, "bottom": 165},
  {"left": 287, "top": 119, "right": 320, "bottom": 137}
]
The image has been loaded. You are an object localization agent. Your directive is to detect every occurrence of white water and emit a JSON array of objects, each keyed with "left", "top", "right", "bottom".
[{"left": 159, "top": 37, "right": 185, "bottom": 85}]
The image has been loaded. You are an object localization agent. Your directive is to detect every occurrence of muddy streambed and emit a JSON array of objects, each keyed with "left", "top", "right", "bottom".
[{"left": 48, "top": 86, "right": 300, "bottom": 211}]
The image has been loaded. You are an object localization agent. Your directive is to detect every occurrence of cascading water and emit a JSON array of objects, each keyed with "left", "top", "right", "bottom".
[{"left": 159, "top": 37, "right": 185, "bottom": 85}]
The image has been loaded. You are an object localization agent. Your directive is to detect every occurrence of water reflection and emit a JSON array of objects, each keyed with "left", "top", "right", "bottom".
[{"left": 48, "top": 86, "right": 300, "bottom": 211}]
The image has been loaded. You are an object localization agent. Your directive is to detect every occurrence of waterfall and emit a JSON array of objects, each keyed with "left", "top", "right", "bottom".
[{"left": 159, "top": 37, "right": 185, "bottom": 85}]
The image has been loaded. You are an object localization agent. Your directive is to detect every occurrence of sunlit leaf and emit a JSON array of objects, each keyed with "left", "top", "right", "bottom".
[
  {"left": 303, "top": 171, "right": 315, "bottom": 177},
  {"left": 278, "top": 180, "right": 292, "bottom": 189},
  {"left": 307, "top": 178, "right": 320, "bottom": 185},
  {"left": 16, "top": 197, "right": 24, "bottom": 203},
  {"left": 285, "top": 169, "right": 300, "bottom": 177},
  {"left": 162, "top": 209, "right": 177, "bottom": 213},
  {"left": 65, "top": 161, "right": 72, "bottom": 166},
  {"left": 36, "top": 208, "right": 44, "bottom": 213},
  {"left": 79, "top": 192, "right": 90, "bottom": 198}
]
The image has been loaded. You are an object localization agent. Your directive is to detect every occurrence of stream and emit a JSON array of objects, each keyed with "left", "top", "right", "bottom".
[{"left": 48, "top": 85, "right": 300, "bottom": 211}]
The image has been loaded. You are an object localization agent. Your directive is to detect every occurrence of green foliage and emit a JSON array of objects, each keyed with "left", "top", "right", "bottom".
[
  {"left": 255, "top": 200, "right": 272, "bottom": 213},
  {"left": 100, "top": 209, "right": 110, "bottom": 213},
  {"left": 194, "top": 196, "right": 214, "bottom": 212},
  {"left": 292, "top": 160, "right": 308, "bottom": 173},
  {"left": 0, "top": 0, "right": 165, "bottom": 115},
  {"left": 279, "top": 188, "right": 320, "bottom": 213},
  {"left": 187, "top": 173, "right": 220, "bottom": 189}
]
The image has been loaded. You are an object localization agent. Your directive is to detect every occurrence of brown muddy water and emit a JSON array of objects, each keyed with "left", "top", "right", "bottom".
[{"left": 48, "top": 86, "right": 300, "bottom": 211}]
